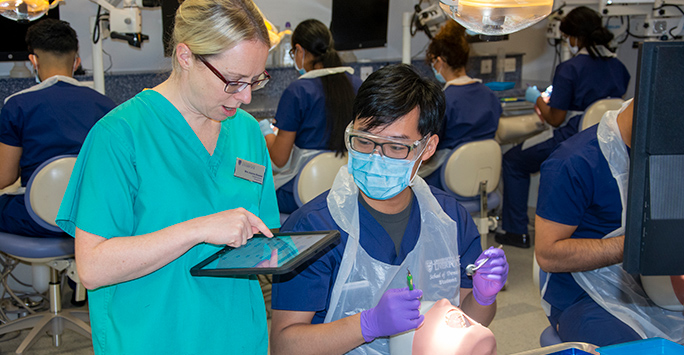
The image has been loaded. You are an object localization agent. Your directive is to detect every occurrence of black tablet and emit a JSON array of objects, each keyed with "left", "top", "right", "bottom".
[{"left": 190, "top": 230, "right": 340, "bottom": 277}]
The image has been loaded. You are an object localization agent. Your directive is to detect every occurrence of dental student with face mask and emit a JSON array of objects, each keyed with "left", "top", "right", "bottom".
[
  {"left": 497, "top": 6, "right": 631, "bottom": 249},
  {"left": 270, "top": 64, "right": 509, "bottom": 355},
  {"left": 0, "top": 19, "right": 115, "bottom": 238},
  {"left": 419, "top": 21, "right": 501, "bottom": 188},
  {"left": 261, "top": 19, "right": 363, "bottom": 214}
]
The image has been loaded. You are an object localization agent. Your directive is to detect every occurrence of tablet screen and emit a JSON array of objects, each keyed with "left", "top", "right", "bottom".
[{"left": 190, "top": 231, "right": 340, "bottom": 276}]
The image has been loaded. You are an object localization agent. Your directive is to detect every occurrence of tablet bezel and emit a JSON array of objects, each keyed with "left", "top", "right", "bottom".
[{"left": 190, "top": 230, "right": 340, "bottom": 277}]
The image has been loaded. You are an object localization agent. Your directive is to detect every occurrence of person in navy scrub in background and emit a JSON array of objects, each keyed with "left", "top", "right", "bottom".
[
  {"left": 261, "top": 19, "right": 363, "bottom": 214},
  {"left": 420, "top": 21, "right": 501, "bottom": 188},
  {"left": 496, "top": 6, "right": 630, "bottom": 248},
  {"left": 0, "top": 19, "right": 115, "bottom": 237}
]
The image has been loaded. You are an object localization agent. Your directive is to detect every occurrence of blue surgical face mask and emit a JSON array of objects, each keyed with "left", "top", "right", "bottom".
[
  {"left": 294, "top": 48, "right": 306, "bottom": 75},
  {"left": 431, "top": 63, "right": 446, "bottom": 83},
  {"left": 348, "top": 148, "right": 425, "bottom": 200}
]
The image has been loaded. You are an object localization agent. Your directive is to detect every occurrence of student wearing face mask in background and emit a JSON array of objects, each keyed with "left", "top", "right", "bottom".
[
  {"left": 496, "top": 6, "right": 630, "bottom": 248},
  {"left": 0, "top": 19, "right": 115, "bottom": 238},
  {"left": 270, "top": 64, "right": 508, "bottom": 355},
  {"left": 419, "top": 21, "right": 501, "bottom": 188},
  {"left": 261, "top": 19, "right": 363, "bottom": 214}
]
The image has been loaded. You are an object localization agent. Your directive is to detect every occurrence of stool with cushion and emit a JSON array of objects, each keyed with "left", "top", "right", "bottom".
[{"left": 0, "top": 155, "right": 89, "bottom": 354}]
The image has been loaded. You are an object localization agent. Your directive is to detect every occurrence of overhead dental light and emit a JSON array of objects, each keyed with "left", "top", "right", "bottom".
[
  {"left": 438, "top": 0, "right": 553, "bottom": 38},
  {"left": 0, "top": 0, "right": 61, "bottom": 23}
]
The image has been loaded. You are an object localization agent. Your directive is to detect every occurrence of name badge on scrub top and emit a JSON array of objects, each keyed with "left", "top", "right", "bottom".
[{"left": 234, "top": 158, "right": 266, "bottom": 185}]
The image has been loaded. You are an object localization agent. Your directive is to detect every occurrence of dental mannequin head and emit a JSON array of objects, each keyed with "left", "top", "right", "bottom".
[
  {"left": 25, "top": 19, "right": 80, "bottom": 82},
  {"left": 390, "top": 299, "right": 497, "bottom": 355}
]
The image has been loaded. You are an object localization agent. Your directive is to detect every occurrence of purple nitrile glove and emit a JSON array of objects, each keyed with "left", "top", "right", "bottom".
[
  {"left": 359, "top": 287, "right": 424, "bottom": 342},
  {"left": 472, "top": 247, "right": 509, "bottom": 306}
]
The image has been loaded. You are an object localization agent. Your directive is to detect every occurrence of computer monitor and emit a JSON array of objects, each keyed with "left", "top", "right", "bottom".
[
  {"left": 0, "top": 6, "right": 61, "bottom": 62},
  {"left": 623, "top": 41, "right": 684, "bottom": 276},
  {"left": 330, "top": 0, "right": 389, "bottom": 51}
]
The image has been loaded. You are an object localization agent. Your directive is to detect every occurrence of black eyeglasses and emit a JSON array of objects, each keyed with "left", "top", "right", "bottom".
[
  {"left": 288, "top": 48, "right": 296, "bottom": 60},
  {"left": 196, "top": 55, "right": 270, "bottom": 94}
]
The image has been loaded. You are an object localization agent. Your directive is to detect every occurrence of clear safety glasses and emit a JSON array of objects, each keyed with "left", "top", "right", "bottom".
[
  {"left": 345, "top": 123, "right": 429, "bottom": 160},
  {"left": 196, "top": 55, "right": 270, "bottom": 94}
]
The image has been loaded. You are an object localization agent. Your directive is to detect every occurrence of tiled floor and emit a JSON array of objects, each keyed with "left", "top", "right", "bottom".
[{"left": 0, "top": 211, "right": 550, "bottom": 355}]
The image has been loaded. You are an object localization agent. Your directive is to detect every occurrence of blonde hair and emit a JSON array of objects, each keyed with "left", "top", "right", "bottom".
[{"left": 171, "top": 0, "right": 269, "bottom": 71}]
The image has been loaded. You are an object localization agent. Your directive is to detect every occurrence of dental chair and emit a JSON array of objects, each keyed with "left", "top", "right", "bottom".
[
  {"left": 440, "top": 140, "right": 502, "bottom": 250},
  {"left": 0, "top": 155, "right": 90, "bottom": 354},
  {"left": 580, "top": 98, "right": 624, "bottom": 131},
  {"left": 293, "top": 151, "right": 348, "bottom": 207}
]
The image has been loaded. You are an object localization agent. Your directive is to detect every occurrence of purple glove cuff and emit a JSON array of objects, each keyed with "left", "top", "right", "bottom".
[{"left": 360, "top": 309, "right": 377, "bottom": 342}]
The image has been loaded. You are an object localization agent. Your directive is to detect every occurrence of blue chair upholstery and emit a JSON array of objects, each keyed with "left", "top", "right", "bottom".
[{"left": 0, "top": 155, "right": 90, "bottom": 354}]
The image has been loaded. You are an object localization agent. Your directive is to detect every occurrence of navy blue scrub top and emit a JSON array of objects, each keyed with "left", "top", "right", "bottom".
[
  {"left": 272, "top": 186, "right": 481, "bottom": 324},
  {"left": 549, "top": 54, "right": 630, "bottom": 112},
  {"left": 437, "top": 82, "right": 501, "bottom": 151},
  {"left": 536, "top": 125, "right": 625, "bottom": 310}
]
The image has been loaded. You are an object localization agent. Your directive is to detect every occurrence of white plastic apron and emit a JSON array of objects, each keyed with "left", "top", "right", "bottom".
[
  {"left": 418, "top": 76, "right": 482, "bottom": 178},
  {"left": 324, "top": 166, "right": 462, "bottom": 354},
  {"left": 568, "top": 100, "right": 684, "bottom": 343},
  {"left": 272, "top": 66, "right": 355, "bottom": 190}
]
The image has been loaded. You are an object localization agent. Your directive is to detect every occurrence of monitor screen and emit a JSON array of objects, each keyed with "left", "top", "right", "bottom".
[
  {"left": 0, "top": 6, "right": 61, "bottom": 62},
  {"left": 623, "top": 41, "right": 684, "bottom": 276},
  {"left": 330, "top": 0, "right": 389, "bottom": 51}
]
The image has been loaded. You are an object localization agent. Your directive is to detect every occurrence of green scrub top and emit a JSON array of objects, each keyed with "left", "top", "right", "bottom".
[{"left": 57, "top": 90, "right": 280, "bottom": 354}]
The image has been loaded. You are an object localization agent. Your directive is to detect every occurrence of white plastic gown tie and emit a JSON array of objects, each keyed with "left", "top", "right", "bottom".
[{"left": 324, "top": 166, "right": 463, "bottom": 354}]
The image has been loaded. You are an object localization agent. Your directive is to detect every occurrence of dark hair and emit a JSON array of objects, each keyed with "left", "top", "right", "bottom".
[
  {"left": 353, "top": 64, "right": 445, "bottom": 137},
  {"left": 292, "top": 19, "right": 355, "bottom": 155},
  {"left": 425, "top": 21, "right": 469, "bottom": 69},
  {"left": 25, "top": 19, "right": 78, "bottom": 55},
  {"left": 560, "top": 6, "right": 615, "bottom": 59}
]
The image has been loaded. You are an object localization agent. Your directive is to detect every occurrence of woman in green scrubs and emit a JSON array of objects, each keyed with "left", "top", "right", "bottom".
[{"left": 56, "top": 0, "right": 280, "bottom": 353}]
